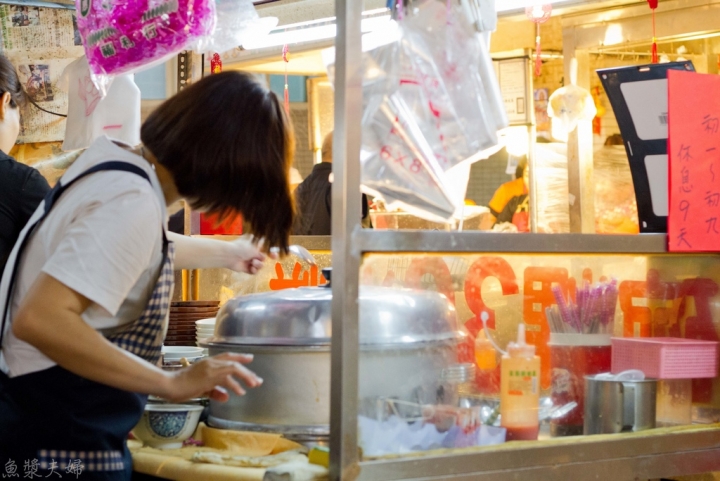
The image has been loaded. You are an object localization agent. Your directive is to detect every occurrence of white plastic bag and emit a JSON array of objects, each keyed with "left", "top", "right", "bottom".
[
  {"left": 548, "top": 84, "right": 597, "bottom": 133},
  {"left": 57, "top": 57, "right": 141, "bottom": 151}
]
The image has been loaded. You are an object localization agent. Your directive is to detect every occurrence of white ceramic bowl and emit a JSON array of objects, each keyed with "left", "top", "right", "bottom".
[
  {"left": 162, "top": 346, "right": 203, "bottom": 359},
  {"left": 132, "top": 404, "right": 204, "bottom": 449},
  {"left": 195, "top": 318, "right": 216, "bottom": 327},
  {"left": 196, "top": 329, "right": 215, "bottom": 335}
]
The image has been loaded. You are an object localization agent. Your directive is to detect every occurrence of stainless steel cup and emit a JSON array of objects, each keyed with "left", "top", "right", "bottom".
[{"left": 584, "top": 376, "right": 657, "bottom": 435}]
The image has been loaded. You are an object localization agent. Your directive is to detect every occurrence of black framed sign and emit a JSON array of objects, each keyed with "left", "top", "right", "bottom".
[{"left": 597, "top": 61, "right": 695, "bottom": 233}]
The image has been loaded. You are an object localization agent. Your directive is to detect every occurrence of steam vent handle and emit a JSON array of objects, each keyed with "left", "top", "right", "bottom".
[{"left": 322, "top": 268, "right": 332, "bottom": 288}]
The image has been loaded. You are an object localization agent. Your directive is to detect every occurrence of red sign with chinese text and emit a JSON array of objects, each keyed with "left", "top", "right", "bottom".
[{"left": 669, "top": 70, "right": 720, "bottom": 251}]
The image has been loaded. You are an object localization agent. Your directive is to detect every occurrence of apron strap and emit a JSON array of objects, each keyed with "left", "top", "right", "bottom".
[{"left": 0, "top": 161, "right": 153, "bottom": 348}]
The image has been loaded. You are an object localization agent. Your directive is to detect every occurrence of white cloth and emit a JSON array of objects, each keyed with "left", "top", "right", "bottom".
[
  {"left": 58, "top": 57, "right": 141, "bottom": 152},
  {"left": 0, "top": 136, "right": 167, "bottom": 377}
]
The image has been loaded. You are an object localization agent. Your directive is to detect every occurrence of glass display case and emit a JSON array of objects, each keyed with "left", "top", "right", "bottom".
[
  {"left": 349, "top": 233, "right": 720, "bottom": 480},
  {"left": 192, "top": 233, "right": 720, "bottom": 479}
]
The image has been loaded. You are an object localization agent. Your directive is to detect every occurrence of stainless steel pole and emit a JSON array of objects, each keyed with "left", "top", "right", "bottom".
[
  {"left": 525, "top": 52, "right": 538, "bottom": 234},
  {"left": 330, "top": 0, "right": 363, "bottom": 479}
]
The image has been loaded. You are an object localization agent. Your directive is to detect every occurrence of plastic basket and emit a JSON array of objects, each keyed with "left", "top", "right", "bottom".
[{"left": 611, "top": 337, "right": 718, "bottom": 379}]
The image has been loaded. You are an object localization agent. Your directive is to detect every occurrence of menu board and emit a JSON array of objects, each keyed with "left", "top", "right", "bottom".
[
  {"left": 0, "top": 5, "right": 84, "bottom": 143},
  {"left": 494, "top": 57, "right": 530, "bottom": 125},
  {"left": 668, "top": 70, "right": 720, "bottom": 252}
]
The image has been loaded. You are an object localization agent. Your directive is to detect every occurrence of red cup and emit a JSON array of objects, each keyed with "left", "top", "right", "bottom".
[{"left": 549, "top": 334, "right": 611, "bottom": 436}]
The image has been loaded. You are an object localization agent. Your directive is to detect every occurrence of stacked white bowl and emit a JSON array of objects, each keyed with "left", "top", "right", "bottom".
[
  {"left": 161, "top": 346, "right": 204, "bottom": 364},
  {"left": 195, "top": 318, "right": 216, "bottom": 354}
]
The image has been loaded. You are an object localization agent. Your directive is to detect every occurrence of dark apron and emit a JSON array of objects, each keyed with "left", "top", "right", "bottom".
[{"left": 0, "top": 162, "right": 175, "bottom": 480}]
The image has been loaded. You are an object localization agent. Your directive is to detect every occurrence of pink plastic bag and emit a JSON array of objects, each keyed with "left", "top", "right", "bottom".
[{"left": 75, "top": 0, "right": 216, "bottom": 93}]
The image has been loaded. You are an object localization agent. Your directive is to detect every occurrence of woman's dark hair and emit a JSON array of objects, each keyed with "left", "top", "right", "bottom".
[
  {"left": 141, "top": 71, "right": 295, "bottom": 253},
  {"left": 0, "top": 54, "right": 26, "bottom": 108}
]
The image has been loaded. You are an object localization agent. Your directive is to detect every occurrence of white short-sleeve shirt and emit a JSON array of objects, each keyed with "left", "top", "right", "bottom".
[{"left": 0, "top": 136, "right": 168, "bottom": 377}]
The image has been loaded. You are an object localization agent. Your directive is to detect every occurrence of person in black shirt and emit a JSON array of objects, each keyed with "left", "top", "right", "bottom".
[
  {"left": 292, "top": 131, "right": 371, "bottom": 235},
  {"left": 0, "top": 53, "right": 50, "bottom": 274}
]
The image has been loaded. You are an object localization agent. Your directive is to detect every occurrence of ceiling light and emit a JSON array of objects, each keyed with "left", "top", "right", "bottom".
[
  {"left": 243, "top": 11, "right": 392, "bottom": 50},
  {"left": 495, "top": 0, "right": 573, "bottom": 13}
]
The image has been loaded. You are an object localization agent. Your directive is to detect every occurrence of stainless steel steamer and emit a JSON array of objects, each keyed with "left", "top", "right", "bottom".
[{"left": 202, "top": 276, "right": 462, "bottom": 442}]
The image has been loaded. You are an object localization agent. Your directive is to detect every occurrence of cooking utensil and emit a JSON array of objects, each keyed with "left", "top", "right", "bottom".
[{"left": 203, "top": 277, "right": 461, "bottom": 442}]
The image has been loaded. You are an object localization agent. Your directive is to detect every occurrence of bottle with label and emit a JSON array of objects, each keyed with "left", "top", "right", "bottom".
[{"left": 500, "top": 323, "right": 540, "bottom": 441}]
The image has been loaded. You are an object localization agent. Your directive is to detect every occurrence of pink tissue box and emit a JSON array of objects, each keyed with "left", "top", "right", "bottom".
[{"left": 611, "top": 337, "right": 718, "bottom": 379}]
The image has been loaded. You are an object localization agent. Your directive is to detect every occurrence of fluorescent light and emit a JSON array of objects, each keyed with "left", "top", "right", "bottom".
[
  {"left": 243, "top": 12, "right": 392, "bottom": 50},
  {"left": 495, "top": 0, "right": 573, "bottom": 13}
]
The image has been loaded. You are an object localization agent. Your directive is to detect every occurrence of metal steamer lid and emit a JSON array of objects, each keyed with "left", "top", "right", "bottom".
[{"left": 206, "top": 270, "right": 460, "bottom": 347}]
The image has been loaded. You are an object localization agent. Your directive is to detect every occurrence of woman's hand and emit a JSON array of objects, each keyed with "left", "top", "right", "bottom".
[
  {"left": 223, "top": 237, "right": 277, "bottom": 274},
  {"left": 160, "top": 353, "right": 263, "bottom": 402}
]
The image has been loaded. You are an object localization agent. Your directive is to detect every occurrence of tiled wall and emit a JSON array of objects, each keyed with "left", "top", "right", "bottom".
[{"left": 290, "top": 103, "right": 314, "bottom": 179}]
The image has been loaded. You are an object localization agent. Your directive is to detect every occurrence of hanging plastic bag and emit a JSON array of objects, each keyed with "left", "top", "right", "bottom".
[
  {"left": 547, "top": 84, "right": 597, "bottom": 133},
  {"left": 324, "top": 21, "right": 458, "bottom": 222},
  {"left": 401, "top": 0, "right": 503, "bottom": 169},
  {"left": 57, "top": 56, "right": 141, "bottom": 151},
  {"left": 75, "top": 0, "right": 216, "bottom": 94},
  {"left": 194, "top": 0, "right": 278, "bottom": 55},
  {"left": 323, "top": 0, "right": 504, "bottom": 222},
  {"left": 360, "top": 23, "right": 459, "bottom": 222}
]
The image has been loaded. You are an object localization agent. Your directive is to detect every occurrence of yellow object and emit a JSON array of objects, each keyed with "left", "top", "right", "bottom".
[
  {"left": 308, "top": 446, "right": 330, "bottom": 467},
  {"left": 474, "top": 330, "right": 497, "bottom": 370},
  {"left": 129, "top": 424, "right": 307, "bottom": 481},
  {"left": 131, "top": 447, "right": 265, "bottom": 481},
  {"left": 500, "top": 324, "right": 540, "bottom": 441},
  {"left": 199, "top": 424, "right": 303, "bottom": 456}
]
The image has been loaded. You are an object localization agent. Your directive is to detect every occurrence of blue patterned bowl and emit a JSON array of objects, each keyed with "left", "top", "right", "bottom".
[{"left": 132, "top": 404, "right": 204, "bottom": 449}]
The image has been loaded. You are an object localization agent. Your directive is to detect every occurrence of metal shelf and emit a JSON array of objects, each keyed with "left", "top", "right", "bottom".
[
  {"left": 357, "top": 426, "right": 720, "bottom": 481},
  {"left": 352, "top": 231, "right": 669, "bottom": 254}
]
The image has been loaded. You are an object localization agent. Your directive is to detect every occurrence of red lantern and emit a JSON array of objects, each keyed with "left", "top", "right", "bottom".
[
  {"left": 526, "top": 4, "right": 552, "bottom": 78},
  {"left": 282, "top": 44, "right": 290, "bottom": 114},
  {"left": 647, "top": 0, "right": 659, "bottom": 63},
  {"left": 210, "top": 53, "right": 222, "bottom": 74}
]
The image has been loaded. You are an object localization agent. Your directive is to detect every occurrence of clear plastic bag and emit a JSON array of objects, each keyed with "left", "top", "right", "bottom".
[
  {"left": 359, "top": 27, "right": 458, "bottom": 221},
  {"left": 394, "top": 0, "right": 502, "bottom": 171},
  {"left": 194, "top": 0, "right": 277, "bottom": 55},
  {"left": 75, "top": 0, "right": 216, "bottom": 94},
  {"left": 324, "top": 0, "right": 503, "bottom": 222}
]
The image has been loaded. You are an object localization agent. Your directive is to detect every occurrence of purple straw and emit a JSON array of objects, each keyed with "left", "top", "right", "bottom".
[
  {"left": 586, "top": 285, "right": 602, "bottom": 333},
  {"left": 552, "top": 285, "right": 577, "bottom": 333}
]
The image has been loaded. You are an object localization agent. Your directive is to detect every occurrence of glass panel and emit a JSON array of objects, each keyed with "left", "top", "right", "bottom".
[
  {"left": 358, "top": 252, "right": 720, "bottom": 458},
  {"left": 193, "top": 249, "right": 332, "bottom": 301}
]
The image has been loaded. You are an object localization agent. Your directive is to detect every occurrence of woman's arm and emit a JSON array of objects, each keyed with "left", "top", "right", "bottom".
[
  {"left": 12, "top": 273, "right": 262, "bottom": 402},
  {"left": 167, "top": 232, "right": 275, "bottom": 274}
]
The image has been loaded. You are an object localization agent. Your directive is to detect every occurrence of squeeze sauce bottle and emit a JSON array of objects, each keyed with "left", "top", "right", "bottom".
[
  {"left": 475, "top": 330, "right": 496, "bottom": 371},
  {"left": 500, "top": 323, "right": 540, "bottom": 441},
  {"left": 474, "top": 329, "right": 500, "bottom": 394}
]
